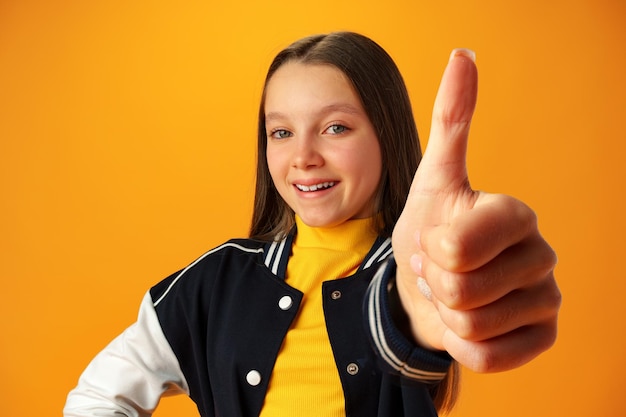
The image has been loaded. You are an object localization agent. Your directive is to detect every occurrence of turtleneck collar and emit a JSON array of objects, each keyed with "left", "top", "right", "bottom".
[{"left": 294, "top": 215, "right": 378, "bottom": 254}]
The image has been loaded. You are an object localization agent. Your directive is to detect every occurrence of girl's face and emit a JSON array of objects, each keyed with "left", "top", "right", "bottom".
[{"left": 264, "top": 62, "right": 382, "bottom": 228}]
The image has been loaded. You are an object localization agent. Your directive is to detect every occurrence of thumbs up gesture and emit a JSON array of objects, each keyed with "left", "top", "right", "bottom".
[{"left": 392, "top": 50, "right": 561, "bottom": 373}]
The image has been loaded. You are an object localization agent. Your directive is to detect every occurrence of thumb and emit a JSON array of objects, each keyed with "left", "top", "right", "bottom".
[{"left": 414, "top": 49, "right": 478, "bottom": 194}]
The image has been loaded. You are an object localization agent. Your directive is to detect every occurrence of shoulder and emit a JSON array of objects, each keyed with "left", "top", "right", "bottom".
[{"left": 150, "top": 237, "right": 271, "bottom": 307}]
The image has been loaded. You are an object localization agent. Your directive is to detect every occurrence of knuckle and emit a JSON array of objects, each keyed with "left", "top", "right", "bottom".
[
  {"left": 502, "top": 194, "right": 538, "bottom": 237},
  {"left": 448, "top": 310, "right": 481, "bottom": 340},
  {"left": 507, "top": 195, "right": 536, "bottom": 223},
  {"left": 531, "top": 234, "right": 557, "bottom": 270},
  {"left": 536, "top": 324, "right": 558, "bottom": 353},
  {"left": 543, "top": 245, "right": 558, "bottom": 270},
  {"left": 437, "top": 114, "right": 471, "bottom": 132},
  {"left": 438, "top": 271, "right": 468, "bottom": 309},
  {"left": 543, "top": 278, "right": 562, "bottom": 313},
  {"left": 473, "top": 353, "right": 498, "bottom": 374},
  {"left": 439, "top": 231, "right": 469, "bottom": 271},
  {"left": 463, "top": 344, "right": 499, "bottom": 373},
  {"left": 531, "top": 273, "right": 561, "bottom": 314}
]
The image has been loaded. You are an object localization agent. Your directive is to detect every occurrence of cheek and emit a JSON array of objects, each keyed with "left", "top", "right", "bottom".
[
  {"left": 355, "top": 142, "right": 382, "bottom": 184},
  {"left": 361, "top": 148, "right": 384, "bottom": 202},
  {"left": 265, "top": 148, "right": 280, "bottom": 177},
  {"left": 340, "top": 147, "right": 382, "bottom": 198},
  {"left": 364, "top": 161, "right": 383, "bottom": 198},
  {"left": 265, "top": 150, "right": 287, "bottom": 191}
]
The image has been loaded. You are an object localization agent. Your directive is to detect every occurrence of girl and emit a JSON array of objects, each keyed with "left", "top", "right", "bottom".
[{"left": 64, "top": 32, "right": 560, "bottom": 417}]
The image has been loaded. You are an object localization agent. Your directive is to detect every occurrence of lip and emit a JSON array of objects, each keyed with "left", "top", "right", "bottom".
[{"left": 292, "top": 179, "right": 338, "bottom": 194}]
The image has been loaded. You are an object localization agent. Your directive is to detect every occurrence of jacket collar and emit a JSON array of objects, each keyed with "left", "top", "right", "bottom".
[{"left": 262, "top": 228, "right": 392, "bottom": 280}]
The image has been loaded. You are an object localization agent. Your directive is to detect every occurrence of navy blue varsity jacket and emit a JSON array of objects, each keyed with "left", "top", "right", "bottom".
[{"left": 64, "top": 233, "right": 452, "bottom": 417}]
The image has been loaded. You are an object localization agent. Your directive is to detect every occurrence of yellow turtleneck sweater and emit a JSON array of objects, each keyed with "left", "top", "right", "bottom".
[{"left": 260, "top": 216, "right": 378, "bottom": 416}]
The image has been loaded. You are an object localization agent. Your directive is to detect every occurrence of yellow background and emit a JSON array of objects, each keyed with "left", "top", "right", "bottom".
[{"left": 2, "top": 0, "right": 624, "bottom": 415}]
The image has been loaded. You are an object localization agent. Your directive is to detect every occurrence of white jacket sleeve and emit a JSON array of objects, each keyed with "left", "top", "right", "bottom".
[{"left": 64, "top": 292, "right": 190, "bottom": 417}]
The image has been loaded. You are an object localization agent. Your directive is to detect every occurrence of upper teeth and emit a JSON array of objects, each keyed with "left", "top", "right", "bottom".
[{"left": 296, "top": 182, "right": 335, "bottom": 192}]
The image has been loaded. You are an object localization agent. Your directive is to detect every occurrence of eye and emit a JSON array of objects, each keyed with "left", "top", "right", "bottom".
[
  {"left": 325, "top": 124, "right": 349, "bottom": 135},
  {"left": 269, "top": 129, "right": 292, "bottom": 139}
]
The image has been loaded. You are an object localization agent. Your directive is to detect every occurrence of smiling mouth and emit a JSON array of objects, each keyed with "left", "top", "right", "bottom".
[{"left": 295, "top": 181, "right": 336, "bottom": 192}]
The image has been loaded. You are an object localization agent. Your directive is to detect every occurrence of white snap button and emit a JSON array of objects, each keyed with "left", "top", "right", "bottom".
[
  {"left": 346, "top": 363, "right": 359, "bottom": 375},
  {"left": 278, "top": 295, "right": 293, "bottom": 310},
  {"left": 331, "top": 290, "right": 342, "bottom": 300},
  {"left": 246, "top": 370, "right": 262, "bottom": 386}
]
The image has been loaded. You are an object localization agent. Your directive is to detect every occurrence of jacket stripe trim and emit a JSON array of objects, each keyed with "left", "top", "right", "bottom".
[
  {"left": 153, "top": 243, "right": 264, "bottom": 307},
  {"left": 362, "top": 237, "right": 392, "bottom": 270},
  {"left": 264, "top": 241, "right": 278, "bottom": 269},
  {"left": 379, "top": 247, "right": 393, "bottom": 263},
  {"left": 271, "top": 238, "right": 287, "bottom": 275},
  {"left": 262, "top": 238, "right": 290, "bottom": 276},
  {"left": 366, "top": 264, "right": 448, "bottom": 382}
]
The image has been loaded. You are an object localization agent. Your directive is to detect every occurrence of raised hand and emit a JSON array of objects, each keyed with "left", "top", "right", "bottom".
[{"left": 391, "top": 49, "right": 561, "bottom": 373}]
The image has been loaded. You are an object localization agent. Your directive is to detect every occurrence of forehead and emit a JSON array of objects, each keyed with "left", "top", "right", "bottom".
[{"left": 264, "top": 62, "right": 362, "bottom": 113}]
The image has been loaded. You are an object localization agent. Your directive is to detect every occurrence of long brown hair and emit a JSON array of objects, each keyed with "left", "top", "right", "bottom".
[{"left": 249, "top": 31, "right": 458, "bottom": 413}]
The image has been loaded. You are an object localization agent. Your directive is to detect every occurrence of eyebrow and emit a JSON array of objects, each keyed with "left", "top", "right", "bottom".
[{"left": 265, "top": 103, "right": 362, "bottom": 122}]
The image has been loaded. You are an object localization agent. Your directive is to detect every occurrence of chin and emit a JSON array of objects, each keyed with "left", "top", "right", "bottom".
[{"left": 298, "top": 213, "right": 344, "bottom": 229}]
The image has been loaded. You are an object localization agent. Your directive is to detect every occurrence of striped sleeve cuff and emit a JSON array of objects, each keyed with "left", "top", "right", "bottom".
[{"left": 365, "top": 257, "right": 452, "bottom": 384}]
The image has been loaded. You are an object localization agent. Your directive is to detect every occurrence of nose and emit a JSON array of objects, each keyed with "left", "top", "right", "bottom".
[{"left": 292, "top": 134, "right": 324, "bottom": 169}]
